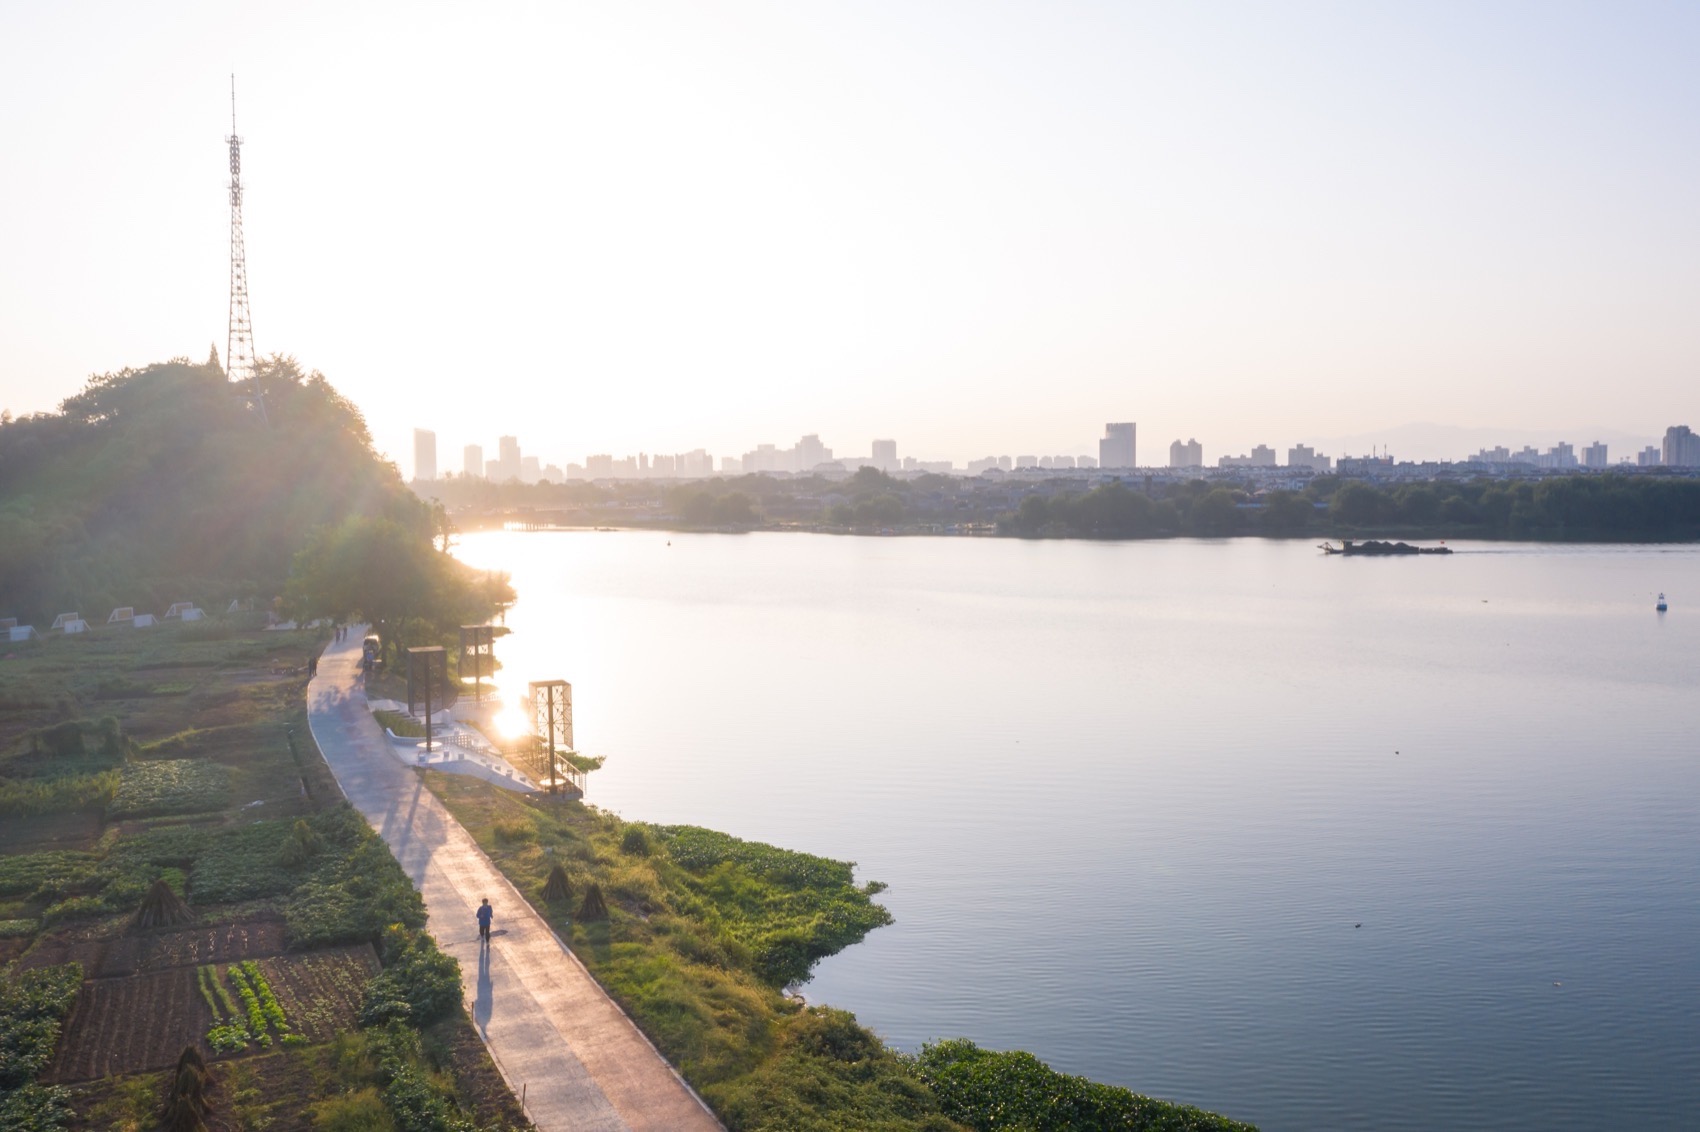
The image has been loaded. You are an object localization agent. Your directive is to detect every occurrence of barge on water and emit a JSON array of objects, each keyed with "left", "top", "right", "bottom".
[{"left": 1319, "top": 539, "right": 1452, "bottom": 556}]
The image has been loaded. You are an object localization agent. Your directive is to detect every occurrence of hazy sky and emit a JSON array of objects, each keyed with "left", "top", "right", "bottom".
[{"left": 3, "top": 1, "right": 1697, "bottom": 470}]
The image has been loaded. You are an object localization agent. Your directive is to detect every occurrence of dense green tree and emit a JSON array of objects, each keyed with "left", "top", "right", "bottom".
[
  {"left": 285, "top": 517, "right": 509, "bottom": 661},
  {"left": 1190, "top": 489, "right": 1242, "bottom": 536},
  {"left": 1330, "top": 481, "right": 1394, "bottom": 527},
  {"left": 0, "top": 355, "right": 425, "bottom": 621},
  {"left": 1260, "top": 490, "right": 1314, "bottom": 535}
]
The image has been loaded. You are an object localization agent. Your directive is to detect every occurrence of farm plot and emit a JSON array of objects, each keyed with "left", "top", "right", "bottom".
[
  {"left": 99, "top": 914, "right": 287, "bottom": 976},
  {"left": 256, "top": 945, "right": 377, "bottom": 1042},
  {"left": 14, "top": 928, "right": 109, "bottom": 975},
  {"left": 108, "top": 758, "right": 231, "bottom": 818},
  {"left": 49, "top": 968, "right": 206, "bottom": 1081}
]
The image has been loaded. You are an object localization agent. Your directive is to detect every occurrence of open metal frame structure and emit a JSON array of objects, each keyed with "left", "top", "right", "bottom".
[
  {"left": 459, "top": 625, "right": 495, "bottom": 702},
  {"left": 225, "top": 76, "right": 265, "bottom": 424},
  {"left": 528, "top": 679, "right": 584, "bottom": 797},
  {"left": 407, "top": 647, "right": 448, "bottom": 755}
]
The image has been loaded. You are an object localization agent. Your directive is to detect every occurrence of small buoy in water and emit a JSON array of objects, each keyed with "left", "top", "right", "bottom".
[
  {"left": 1656, "top": 592, "right": 1667, "bottom": 611},
  {"left": 1354, "top": 923, "right": 1361, "bottom": 929},
  {"left": 1553, "top": 981, "right": 1562, "bottom": 987}
]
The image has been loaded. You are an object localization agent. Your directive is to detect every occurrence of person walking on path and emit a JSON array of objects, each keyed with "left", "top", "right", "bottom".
[{"left": 477, "top": 897, "right": 493, "bottom": 944}]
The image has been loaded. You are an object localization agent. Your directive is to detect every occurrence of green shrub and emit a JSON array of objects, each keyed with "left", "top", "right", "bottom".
[
  {"left": 0, "top": 962, "right": 83, "bottom": 1090},
  {"left": 360, "top": 931, "right": 461, "bottom": 1028},
  {"left": 620, "top": 826, "right": 651, "bottom": 856},
  {"left": 0, "top": 1083, "right": 76, "bottom": 1132},
  {"left": 360, "top": 1024, "right": 475, "bottom": 1132},
  {"left": 283, "top": 823, "right": 425, "bottom": 948},
  {"left": 0, "top": 919, "right": 36, "bottom": 938},
  {"left": 280, "top": 819, "right": 323, "bottom": 868},
  {"left": 310, "top": 1086, "right": 394, "bottom": 1132},
  {"left": 492, "top": 819, "right": 535, "bottom": 845},
  {"left": 373, "top": 711, "right": 426, "bottom": 739}
]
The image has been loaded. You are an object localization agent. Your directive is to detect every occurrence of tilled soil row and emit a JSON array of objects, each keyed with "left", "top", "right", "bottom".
[
  {"left": 47, "top": 944, "right": 377, "bottom": 1081},
  {"left": 50, "top": 968, "right": 205, "bottom": 1082}
]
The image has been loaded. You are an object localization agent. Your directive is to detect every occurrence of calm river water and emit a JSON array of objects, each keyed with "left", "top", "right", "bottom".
[{"left": 453, "top": 530, "right": 1699, "bottom": 1132}]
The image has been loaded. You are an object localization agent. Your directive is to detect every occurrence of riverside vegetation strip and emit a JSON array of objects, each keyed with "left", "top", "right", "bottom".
[{"left": 428, "top": 774, "right": 1258, "bottom": 1131}]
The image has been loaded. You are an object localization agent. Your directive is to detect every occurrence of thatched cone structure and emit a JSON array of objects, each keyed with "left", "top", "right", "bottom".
[
  {"left": 577, "top": 883, "right": 608, "bottom": 922},
  {"left": 162, "top": 1044, "right": 212, "bottom": 1132},
  {"left": 133, "top": 879, "right": 193, "bottom": 930},
  {"left": 543, "top": 864, "right": 572, "bottom": 905}
]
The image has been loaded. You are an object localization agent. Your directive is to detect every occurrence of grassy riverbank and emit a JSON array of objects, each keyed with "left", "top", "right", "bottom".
[{"left": 427, "top": 773, "right": 1258, "bottom": 1132}]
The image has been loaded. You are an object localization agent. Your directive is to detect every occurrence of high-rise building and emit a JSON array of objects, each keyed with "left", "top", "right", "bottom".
[
  {"left": 1638, "top": 445, "right": 1661, "bottom": 467},
  {"left": 872, "top": 439, "right": 897, "bottom": 472},
  {"left": 412, "top": 429, "right": 437, "bottom": 481},
  {"left": 1100, "top": 423, "right": 1136, "bottom": 469},
  {"left": 1663, "top": 425, "right": 1700, "bottom": 467},
  {"left": 462, "top": 444, "right": 483, "bottom": 479},
  {"left": 1288, "top": 443, "right": 1331, "bottom": 471},
  {"left": 795, "top": 434, "right": 831, "bottom": 471},
  {"left": 1582, "top": 441, "right": 1608, "bottom": 468},
  {"left": 1215, "top": 444, "right": 1279, "bottom": 469},
  {"left": 1169, "top": 438, "right": 1203, "bottom": 468}
]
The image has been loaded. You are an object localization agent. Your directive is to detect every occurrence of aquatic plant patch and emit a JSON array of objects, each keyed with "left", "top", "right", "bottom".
[{"left": 914, "top": 1039, "right": 1259, "bottom": 1132}]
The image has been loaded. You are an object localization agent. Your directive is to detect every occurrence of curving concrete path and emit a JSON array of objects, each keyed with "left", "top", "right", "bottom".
[{"left": 307, "top": 630, "right": 722, "bottom": 1132}]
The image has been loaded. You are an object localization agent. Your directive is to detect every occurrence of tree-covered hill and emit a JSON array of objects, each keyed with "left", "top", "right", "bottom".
[{"left": 0, "top": 354, "right": 426, "bottom": 623}]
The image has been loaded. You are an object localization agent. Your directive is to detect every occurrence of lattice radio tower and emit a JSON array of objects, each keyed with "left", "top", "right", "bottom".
[{"left": 226, "top": 75, "right": 266, "bottom": 423}]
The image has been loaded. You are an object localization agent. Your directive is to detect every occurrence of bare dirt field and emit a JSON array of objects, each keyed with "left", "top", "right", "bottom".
[
  {"left": 50, "top": 967, "right": 206, "bottom": 1081},
  {"left": 0, "top": 811, "right": 102, "bottom": 851}
]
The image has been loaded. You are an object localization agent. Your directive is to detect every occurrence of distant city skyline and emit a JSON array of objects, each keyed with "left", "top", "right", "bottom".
[
  {"left": 3, "top": 4, "right": 1698, "bottom": 479},
  {"left": 412, "top": 419, "right": 1696, "bottom": 481}
]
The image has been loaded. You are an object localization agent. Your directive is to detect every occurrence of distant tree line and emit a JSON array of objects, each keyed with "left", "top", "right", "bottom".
[{"left": 1000, "top": 475, "right": 1700, "bottom": 540}]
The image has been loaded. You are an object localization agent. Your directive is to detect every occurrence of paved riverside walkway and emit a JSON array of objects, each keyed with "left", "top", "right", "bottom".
[{"left": 306, "top": 631, "right": 722, "bottom": 1132}]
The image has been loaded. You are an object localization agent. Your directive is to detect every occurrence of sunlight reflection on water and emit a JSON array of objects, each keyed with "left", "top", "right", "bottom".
[{"left": 453, "top": 531, "right": 1700, "bottom": 1132}]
